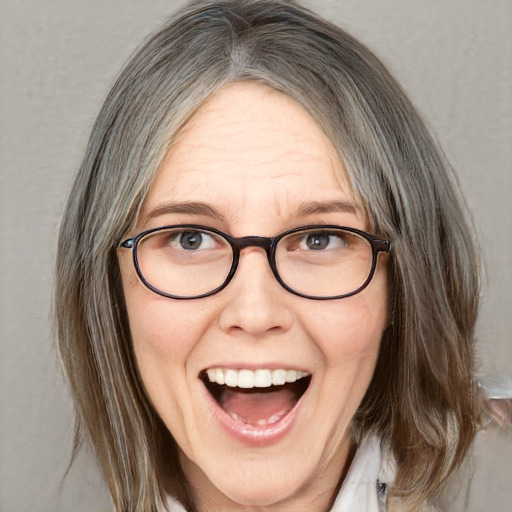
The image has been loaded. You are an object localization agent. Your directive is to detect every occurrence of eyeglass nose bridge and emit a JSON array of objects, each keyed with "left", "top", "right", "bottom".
[
  {"left": 227, "top": 235, "right": 278, "bottom": 282},
  {"left": 233, "top": 235, "right": 274, "bottom": 251},
  {"left": 230, "top": 234, "right": 276, "bottom": 264}
]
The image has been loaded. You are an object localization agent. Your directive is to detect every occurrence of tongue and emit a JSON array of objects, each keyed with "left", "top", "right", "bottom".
[{"left": 220, "top": 387, "right": 296, "bottom": 426}]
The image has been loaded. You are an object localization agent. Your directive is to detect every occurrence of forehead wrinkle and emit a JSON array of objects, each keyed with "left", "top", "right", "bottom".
[
  {"left": 225, "top": 199, "right": 246, "bottom": 226},
  {"left": 273, "top": 193, "right": 283, "bottom": 217},
  {"left": 175, "top": 125, "right": 331, "bottom": 166}
]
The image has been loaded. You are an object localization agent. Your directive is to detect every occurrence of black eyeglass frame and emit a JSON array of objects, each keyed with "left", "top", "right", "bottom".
[{"left": 119, "top": 224, "right": 390, "bottom": 300}]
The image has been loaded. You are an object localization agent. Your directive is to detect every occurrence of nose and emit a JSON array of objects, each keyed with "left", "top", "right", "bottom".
[{"left": 218, "top": 247, "right": 294, "bottom": 337}]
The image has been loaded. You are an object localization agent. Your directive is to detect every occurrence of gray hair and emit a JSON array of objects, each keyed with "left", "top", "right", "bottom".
[{"left": 55, "top": 1, "right": 481, "bottom": 510}]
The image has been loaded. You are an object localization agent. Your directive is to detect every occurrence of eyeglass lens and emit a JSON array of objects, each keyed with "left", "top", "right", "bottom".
[{"left": 135, "top": 226, "right": 376, "bottom": 299}]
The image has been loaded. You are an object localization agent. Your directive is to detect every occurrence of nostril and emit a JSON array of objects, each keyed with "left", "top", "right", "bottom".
[{"left": 218, "top": 292, "right": 294, "bottom": 336}]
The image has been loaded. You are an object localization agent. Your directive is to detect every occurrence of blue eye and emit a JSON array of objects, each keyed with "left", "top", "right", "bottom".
[
  {"left": 171, "top": 230, "right": 218, "bottom": 251},
  {"left": 299, "top": 231, "right": 347, "bottom": 251},
  {"left": 304, "top": 232, "right": 329, "bottom": 250},
  {"left": 179, "top": 231, "right": 202, "bottom": 250}
]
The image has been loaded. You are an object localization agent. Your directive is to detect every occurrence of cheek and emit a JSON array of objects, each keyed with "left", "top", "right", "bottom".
[
  {"left": 302, "top": 261, "right": 388, "bottom": 386},
  {"left": 125, "top": 290, "right": 208, "bottom": 364},
  {"left": 118, "top": 258, "right": 206, "bottom": 376},
  {"left": 120, "top": 281, "right": 213, "bottom": 436},
  {"left": 305, "top": 295, "right": 387, "bottom": 365}
]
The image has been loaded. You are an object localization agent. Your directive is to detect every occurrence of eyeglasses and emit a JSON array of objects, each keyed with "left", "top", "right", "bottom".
[{"left": 119, "top": 224, "right": 390, "bottom": 300}]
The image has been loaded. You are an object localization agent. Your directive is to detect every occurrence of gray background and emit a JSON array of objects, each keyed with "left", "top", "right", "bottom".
[{"left": 1, "top": 1, "right": 510, "bottom": 511}]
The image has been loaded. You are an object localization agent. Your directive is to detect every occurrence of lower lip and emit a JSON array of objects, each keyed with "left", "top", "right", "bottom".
[{"left": 200, "top": 382, "right": 307, "bottom": 447}]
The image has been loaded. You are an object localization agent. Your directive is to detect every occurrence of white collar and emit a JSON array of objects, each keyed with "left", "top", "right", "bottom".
[
  {"left": 166, "top": 437, "right": 392, "bottom": 512},
  {"left": 330, "top": 436, "right": 390, "bottom": 512}
]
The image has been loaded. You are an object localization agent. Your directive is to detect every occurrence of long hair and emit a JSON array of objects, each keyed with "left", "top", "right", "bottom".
[{"left": 55, "top": 1, "right": 481, "bottom": 510}]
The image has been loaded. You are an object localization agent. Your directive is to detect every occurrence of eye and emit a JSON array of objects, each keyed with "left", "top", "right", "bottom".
[
  {"left": 171, "top": 230, "right": 218, "bottom": 251},
  {"left": 298, "top": 231, "right": 347, "bottom": 251}
]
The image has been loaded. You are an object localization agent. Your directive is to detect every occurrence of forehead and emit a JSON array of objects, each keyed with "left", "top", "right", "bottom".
[{"left": 140, "top": 82, "right": 365, "bottom": 230}]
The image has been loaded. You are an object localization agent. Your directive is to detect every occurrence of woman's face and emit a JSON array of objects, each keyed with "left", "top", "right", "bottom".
[{"left": 118, "top": 83, "right": 388, "bottom": 510}]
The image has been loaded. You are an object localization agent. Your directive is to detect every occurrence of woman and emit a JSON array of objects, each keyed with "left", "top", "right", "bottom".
[{"left": 55, "top": 1, "right": 481, "bottom": 510}]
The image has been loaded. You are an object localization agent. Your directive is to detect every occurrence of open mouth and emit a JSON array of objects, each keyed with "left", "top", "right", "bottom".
[{"left": 200, "top": 368, "right": 311, "bottom": 427}]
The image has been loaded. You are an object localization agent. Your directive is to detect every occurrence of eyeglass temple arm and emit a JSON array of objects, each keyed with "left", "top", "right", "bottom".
[
  {"left": 120, "top": 238, "right": 135, "bottom": 249},
  {"left": 374, "top": 239, "right": 391, "bottom": 253}
]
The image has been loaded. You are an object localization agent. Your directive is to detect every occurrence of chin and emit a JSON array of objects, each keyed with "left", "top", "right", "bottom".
[{"left": 191, "top": 461, "right": 311, "bottom": 508}]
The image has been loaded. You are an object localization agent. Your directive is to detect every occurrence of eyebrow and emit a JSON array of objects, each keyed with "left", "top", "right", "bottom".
[
  {"left": 141, "top": 199, "right": 358, "bottom": 227},
  {"left": 140, "top": 201, "right": 225, "bottom": 225},
  {"left": 296, "top": 200, "right": 359, "bottom": 216}
]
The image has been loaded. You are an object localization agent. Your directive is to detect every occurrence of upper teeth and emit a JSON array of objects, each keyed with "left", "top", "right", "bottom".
[{"left": 206, "top": 368, "right": 309, "bottom": 389}]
